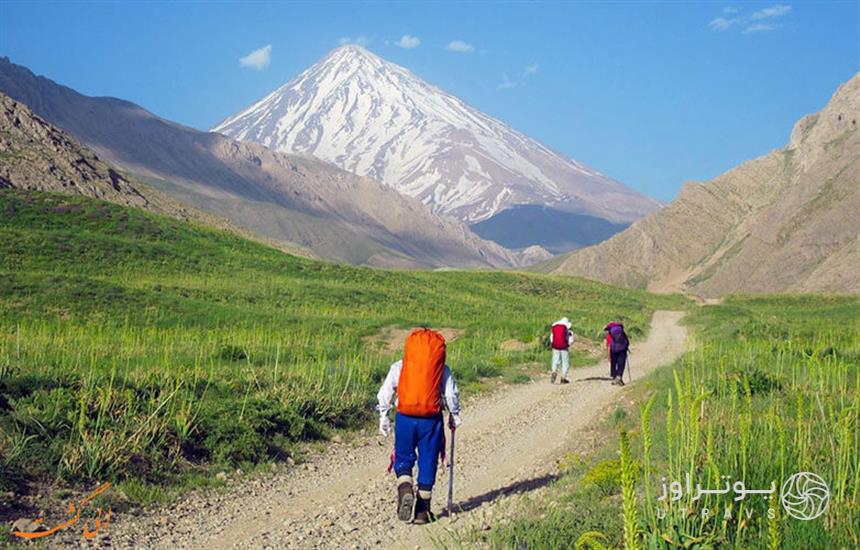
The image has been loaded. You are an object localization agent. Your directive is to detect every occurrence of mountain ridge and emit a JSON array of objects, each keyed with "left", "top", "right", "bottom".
[{"left": 545, "top": 72, "right": 860, "bottom": 296}]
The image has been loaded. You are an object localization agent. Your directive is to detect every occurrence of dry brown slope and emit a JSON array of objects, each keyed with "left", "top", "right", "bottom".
[
  {"left": 551, "top": 73, "right": 860, "bottom": 297},
  {"left": 0, "top": 57, "right": 523, "bottom": 269}
]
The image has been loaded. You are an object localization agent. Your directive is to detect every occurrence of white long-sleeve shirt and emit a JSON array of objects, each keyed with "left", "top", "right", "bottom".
[{"left": 376, "top": 360, "right": 461, "bottom": 417}]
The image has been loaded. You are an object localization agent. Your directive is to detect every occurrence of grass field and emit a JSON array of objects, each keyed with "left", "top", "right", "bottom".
[
  {"left": 0, "top": 190, "right": 686, "bottom": 504},
  {"left": 463, "top": 295, "right": 859, "bottom": 549}
]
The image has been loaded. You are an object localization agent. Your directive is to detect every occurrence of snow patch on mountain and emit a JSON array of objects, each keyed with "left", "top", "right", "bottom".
[{"left": 214, "top": 45, "right": 659, "bottom": 224}]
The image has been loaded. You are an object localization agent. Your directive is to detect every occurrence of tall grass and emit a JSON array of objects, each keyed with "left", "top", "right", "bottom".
[
  {"left": 0, "top": 190, "right": 685, "bottom": 498},
  {"left": 458, "top": 295, "right": 858, "bottom": 549},
  {"left": 619, "top": 430, "right": 639, "bottom": 550},
  {"left": 646, "top": 296, "right": 859, "bottom": 548}
]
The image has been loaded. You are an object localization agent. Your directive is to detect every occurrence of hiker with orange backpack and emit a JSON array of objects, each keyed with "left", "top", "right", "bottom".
[
  {"left": 604, "top": 320, "right": 630, "bottom": 386},
  {"left": 549, "top": 317, "right": 575, "bottom": 384},
  {"left": 377, "top": 328, "right": 461, "bottom": 524}
]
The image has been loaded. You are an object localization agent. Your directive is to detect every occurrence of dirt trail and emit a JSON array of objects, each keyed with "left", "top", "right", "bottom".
[{"left": 107, "top": 311, "right": 687, "bottom": 549}]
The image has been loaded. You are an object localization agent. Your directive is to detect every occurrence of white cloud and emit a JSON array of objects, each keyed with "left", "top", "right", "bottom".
[
  {"left": 709, "top": 4, "right": 791, "bottom": 33},
  {"left": 395, "top": 34, "right": 420, "bottom": 49},
  {"left": 446, "top": 40, "right": 474, "bottom": 53},
  {"left": 709, "top": 17, "right": 737, "bottom": 31},
  {"left": 751, "top": 4, "right": 792, "bottom": 19},
  {"left": 239, "top": 44, "right": 272, "bottom": 70},
  {"left": 339, "top": 35, "right": 368, "bottom": 46},
  {"left": 743, "top": 23, "right": 778, "bottom": 34},
  {"left": 524, "top": 63, "right": 539, "bottom": 76},
  {"left": 496, "top": 74, "right": 517, "bottom": 90}
]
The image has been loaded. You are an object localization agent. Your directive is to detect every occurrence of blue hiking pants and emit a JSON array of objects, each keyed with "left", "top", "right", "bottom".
[
  {"left": 610, "top": 349, "right": 628, "bottom": 378},
  {"left": 394, "top": 412, "right": 444, "bottom": 491}
]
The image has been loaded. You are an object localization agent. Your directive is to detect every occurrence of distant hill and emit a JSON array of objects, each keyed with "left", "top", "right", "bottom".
[
  {"left": 548, "top": 73, "right": 860, "bottom": 296},
  {"left": 0, "top": 57, "right": 525, "bottom": 269},
  {"left": 470, "top": 204, "right": 629, "bottom": 254}
]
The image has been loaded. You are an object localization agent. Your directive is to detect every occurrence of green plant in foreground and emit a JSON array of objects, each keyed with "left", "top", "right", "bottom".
[
  {"left": 575, "top": 531, "right": 612, "bottom": 550},
  {"left": 620, "top": 429, "right": 639, "bottom": 550},
  {"left": 639, "top": 394, "right": 656, "bottom": 529},
  {"left": 582, "top": 458, "right": 624, "bottom": 496},
  {"left": 768, "top": 485, "right": 781, "bottom": 550}
]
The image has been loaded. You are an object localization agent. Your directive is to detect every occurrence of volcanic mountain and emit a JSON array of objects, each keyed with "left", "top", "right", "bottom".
[
  {"left": 0, "top": 56, "right": 531, "bottom": 268},
  {"left": 213, "top": 45, "right": 660, "bottom": 251},
  {"left": 545, "top": 73, "right": 860, "bottom": 296}
]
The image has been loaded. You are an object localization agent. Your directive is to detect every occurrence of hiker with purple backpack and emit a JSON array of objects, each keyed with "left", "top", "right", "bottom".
[{"left": 604, "top": 320, "right": 630, "bottom": 386}]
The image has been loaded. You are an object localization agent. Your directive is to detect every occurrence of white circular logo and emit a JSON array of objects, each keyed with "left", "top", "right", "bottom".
[{"left": 781, "top": 472, "right": 830, "bottom": 521}]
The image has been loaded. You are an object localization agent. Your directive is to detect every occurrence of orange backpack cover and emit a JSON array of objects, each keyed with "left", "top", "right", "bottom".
[{"left": 397, "top": 328, "right": 446, "bottom": 417}]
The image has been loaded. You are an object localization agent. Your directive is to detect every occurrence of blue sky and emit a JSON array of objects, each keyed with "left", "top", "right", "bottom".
[{"left": 2, "top": 1, "right": 858, "bottom": 202}]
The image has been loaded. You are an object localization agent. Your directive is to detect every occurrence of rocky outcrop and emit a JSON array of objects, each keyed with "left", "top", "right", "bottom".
[{"left": 0, "top": 92, "right": 312, "bottom": 256}]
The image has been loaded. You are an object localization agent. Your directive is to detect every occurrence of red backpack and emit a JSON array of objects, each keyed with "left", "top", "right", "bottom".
[
  {"left": 397, "top": 329, "right": 446, "bottom": 417},
  {"left": 551, "top": 324, "right": 569, "bottom": 350}
]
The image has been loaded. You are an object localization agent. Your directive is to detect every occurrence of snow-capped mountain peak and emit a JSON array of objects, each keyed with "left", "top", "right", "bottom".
[{"left": 213, "top": 45, "right": 659, "bottom": 228}]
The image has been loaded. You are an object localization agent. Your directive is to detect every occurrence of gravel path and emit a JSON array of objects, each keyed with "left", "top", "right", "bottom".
[{"left": 99, "top": 311, "right": 687, "bottom": 549}]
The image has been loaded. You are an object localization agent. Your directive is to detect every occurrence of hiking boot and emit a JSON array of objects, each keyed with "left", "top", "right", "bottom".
[
  {"left": 397, "top": 477, "right": 414, "bottom": 522},
  {"left": 560, "top": 378, "right": 570, "bottom": 384},
  {"left": 550, "top": 371, "right": 557, "bottom": 384},
  {"left": 610, "top": 376, "right": 619, "bottom": 385},
  {"left": 413, "top": 490, "right": 435, "bottom": 525},
  {"left": 617, "top": 378, "right": 626, "bottom": 387}
]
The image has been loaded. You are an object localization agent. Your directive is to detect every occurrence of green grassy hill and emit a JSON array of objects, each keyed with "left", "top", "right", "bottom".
[{"left": 0, "top": 190, "right": 686, "bottom": 500}]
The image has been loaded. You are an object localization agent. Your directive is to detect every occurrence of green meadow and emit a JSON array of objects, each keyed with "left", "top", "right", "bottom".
[
  {"left": 0, "top": 190, "right": 684, "bottom": 502},
  {"left": 464, "top": 295, "right": 859, "bottom": 549}
]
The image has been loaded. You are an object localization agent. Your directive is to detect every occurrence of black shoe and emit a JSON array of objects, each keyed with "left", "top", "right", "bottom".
[
  {"left": 550, "top": 371, "right": 557, "bottom": 384},
  {"left": 397, "top": 481, "right": 414, "bottom": 522},
  {"left": 560, "top": 378, "right": 570, "bottom": 384},
  {"left": 617, "top": 378, "right": 626, "bottom": 387},
  {"left": 413, "top": 495, "right": 435, "bottom": 525}
]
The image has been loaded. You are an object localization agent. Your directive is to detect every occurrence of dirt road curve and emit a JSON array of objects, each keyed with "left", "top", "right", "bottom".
[{"left": 106, "top": 311, "right": 687, "bottom": 549}]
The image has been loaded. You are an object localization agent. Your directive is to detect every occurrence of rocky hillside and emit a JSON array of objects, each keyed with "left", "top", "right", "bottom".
[
  {"left": 0, "top": 93, "right": 211, "bottom": 222},
  {"left": 0, "top": 92, "right": 316, "bottom": 258},
  {"left": 548, "top": 73, "right": 860, "bottom": 296},
  {"left": 213, "top": 45, "right": 659, "bottom": 251},
  {"left": 2, "top": 92, "right": 162, "bottom": 210},
  {"left": 0, "top": 57, "right": 531, "bottom": 269}
]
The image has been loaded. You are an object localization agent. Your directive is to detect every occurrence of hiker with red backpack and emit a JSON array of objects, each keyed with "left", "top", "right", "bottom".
[
  {"left": 604, "top": 320, "right": 630, "bottom": 386},
  {"left": 549, "top": 317, "right": 575, "bottom": 384},
  {"left": 377, "top": 328, "right": 461, "bottom": 524}
]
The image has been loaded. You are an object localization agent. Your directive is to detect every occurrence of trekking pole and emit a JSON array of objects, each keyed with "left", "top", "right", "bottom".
[
  {"left": 627, "top": 352, "right": 632, "bottom": 383},
  {"left": 447, "top": 421, "right": 456, "bottom": 517}
]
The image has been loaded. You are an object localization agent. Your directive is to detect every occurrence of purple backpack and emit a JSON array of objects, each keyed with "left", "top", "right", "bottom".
[{"left": 609, "top": 324, "right": 629, "bottom": 352}]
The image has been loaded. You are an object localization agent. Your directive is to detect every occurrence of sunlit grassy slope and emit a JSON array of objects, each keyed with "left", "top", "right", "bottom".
[{"left": 0, "top": 190, "right": 686, "bottom": 497}]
